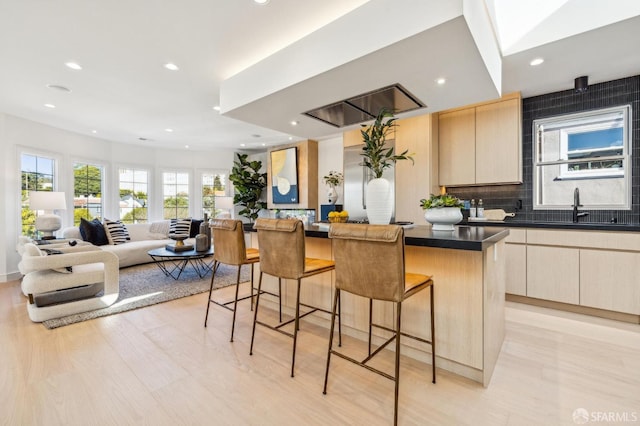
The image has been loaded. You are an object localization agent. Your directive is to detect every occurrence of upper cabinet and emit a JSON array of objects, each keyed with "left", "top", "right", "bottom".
[{"left": 438, "top": 93, "right": 522, "bottom": 186}]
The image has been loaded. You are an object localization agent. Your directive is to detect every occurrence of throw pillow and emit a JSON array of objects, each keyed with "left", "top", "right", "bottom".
[
  {"left": 79, "top": 218, "right": 109, "bottom": 246},
  {"left": 190, "top": 219, "right": 203, "bottom": 238},
  {"left": 103, "top": 218, "right": 130, "bottom": 245},
  {"left": 169, "top": 218, "right": 192, "bottom": 238}
]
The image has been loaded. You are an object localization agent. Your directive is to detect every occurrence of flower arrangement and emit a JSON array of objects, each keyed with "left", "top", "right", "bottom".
[
  {"left": 419, "top": 193, "right": 464, "bottom": 209},
  {"left": 323, "top": 170, "right": 344, "bottom": 188}
]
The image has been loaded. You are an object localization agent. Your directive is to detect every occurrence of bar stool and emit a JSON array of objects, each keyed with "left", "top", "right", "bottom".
[
  {"left": 204, "top": 219, "right": 278, "bottom": 342},
  {"left": 250, "top": 218, "right": 339, "bottom": 377},
  {"left": 323, "top": 223, "right": 435, "bottom": 426}
]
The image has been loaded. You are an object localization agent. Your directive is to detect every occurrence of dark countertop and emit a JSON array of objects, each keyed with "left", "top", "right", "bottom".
[
  {"left": 464, "top": 220, "right": 640, "bottom": 232},
  {"left": 305, "top": 224, "right": 509, "bottom": 251}
]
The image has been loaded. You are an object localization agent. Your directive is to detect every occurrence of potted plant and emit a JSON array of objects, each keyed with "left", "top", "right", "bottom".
[
  {"left": 360, "top": 108, "right": 414, "bottom": 224},
  {"left": 323, "top": 170, "right": 343, "bottom": 204},
  {"left": 229, "top": 153, "right": 267, "bottom": 224},
  {"left": 419, "top": 193, "right": 464, "bottom": 231}
]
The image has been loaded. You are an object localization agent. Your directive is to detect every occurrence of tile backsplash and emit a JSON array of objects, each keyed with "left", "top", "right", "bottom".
[{"left": 449, "top": 75, "right": 640, "bottom": 225}]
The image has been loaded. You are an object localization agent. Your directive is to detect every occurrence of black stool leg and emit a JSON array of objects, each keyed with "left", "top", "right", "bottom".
[
  {"left": 368, "top": 298, "right": 373, "bottom": 356},
  {"left": 230, "top": 265, "right": 242, "bottom": 342},
  {"left": 249, "top": 272, "right": 264, "bottom": 356},
  {"left": 291, "top": 278, "right": 302, "bottom": 377},
  {"left": 337, "top": 290, "right": 342, "bottom": 347},
  {"left": 204, "top": 260, "right": 218, "bottom": 327},
  {"left": 430, "top": 284, "right": 436, "bottom": 384},
  {"left": 394, "top": 301, "right": 402, "bottom": 426},
  {"left": 323, "top": 289, "right": 340, "bottom": 394}
]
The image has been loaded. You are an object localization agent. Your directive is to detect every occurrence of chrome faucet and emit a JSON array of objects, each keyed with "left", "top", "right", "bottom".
[{"left": 573, "top": 187, "right": 589, "bottom": 223}]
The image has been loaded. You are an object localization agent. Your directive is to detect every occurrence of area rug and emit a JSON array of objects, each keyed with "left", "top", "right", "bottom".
[{"left": 42, "top": 261, "right": 250, "bottom": 329}]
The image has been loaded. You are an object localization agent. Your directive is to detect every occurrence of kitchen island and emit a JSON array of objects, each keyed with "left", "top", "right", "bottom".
[{"left": 250, "top": 224, "right": 509, "bottom": 386}]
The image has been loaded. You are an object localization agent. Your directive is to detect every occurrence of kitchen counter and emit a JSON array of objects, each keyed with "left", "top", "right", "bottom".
[
  {"left": 306, "top": 224, "right": 509, "bottom": 251},
  {"left": 250, "top": 222, "right": 509, "bottom": 386},
  {"left": 463, "top": 220, "right": 640, "bottom": 232}
]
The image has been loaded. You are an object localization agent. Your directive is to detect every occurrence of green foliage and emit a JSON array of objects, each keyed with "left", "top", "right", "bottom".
[
  {"left": 419, "top": 193, "right": 464, "bottom": 209},
  {"left": 73, "top": 208, "right": 92, "bottom": 226},
  {"left": 74, "top": 164, "right": 102, "bottom": 197},
  {"left": 360, "top": 108, "right": 414, "bottom": 179},
  {"left": 121, "top": 207, "right": 148, "bottom": 224},
  {"left": 229, "top": 153, "right": 267, "bottom": 222}
]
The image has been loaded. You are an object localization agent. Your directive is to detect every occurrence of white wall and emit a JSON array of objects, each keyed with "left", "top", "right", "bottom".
[
  {"left": 317, "top": 136, "right": 344, "bottom": 208},
  {"left": 0, "top": 113, "right": 236, "bottom": 282}
]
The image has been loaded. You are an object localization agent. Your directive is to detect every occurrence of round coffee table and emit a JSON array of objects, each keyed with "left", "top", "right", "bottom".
[{"left": 147, "top": 246, "right": 214, "bottom": 280}]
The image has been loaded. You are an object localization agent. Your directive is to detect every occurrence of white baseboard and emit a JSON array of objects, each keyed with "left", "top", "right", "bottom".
[{"left": 0, "top": 271, "right": 22, "bottom": 283}]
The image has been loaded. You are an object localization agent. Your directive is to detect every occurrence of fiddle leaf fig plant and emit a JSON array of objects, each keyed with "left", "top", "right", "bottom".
[
  {"left": 229, "top": 153, "right": 267, "bottom": 222},
  {"left": 360, "top": 108, "right": 414, "bottom": 178}
]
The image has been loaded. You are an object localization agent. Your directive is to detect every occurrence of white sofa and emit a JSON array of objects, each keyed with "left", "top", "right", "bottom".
[{"left": 62, "top": 222, "right": 186, "bottom": 268}]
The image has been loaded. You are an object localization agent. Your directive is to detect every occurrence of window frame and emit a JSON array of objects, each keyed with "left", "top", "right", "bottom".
[
  {"left": 533, "top": 104, "right": 632, "bottom": 210},
  {"left": 19, "top": 150, "right": 62, "bottom": 237},
  {"left": 73, "top": 160, "right": 106, "bottom": 225},
  {"left": 118, "top": 167, "right": 150, "bottom": 224},
  {"left": 199, "top": 169, "right": 229, "bottom": 219},
  {"left": 161, "top": 170, "right": 191, "bottom": 219}
]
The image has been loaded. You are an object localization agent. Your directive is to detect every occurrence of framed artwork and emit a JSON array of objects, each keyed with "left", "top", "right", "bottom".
[{"left": 271, "top": 147, "right": 298, "bottom": 204}]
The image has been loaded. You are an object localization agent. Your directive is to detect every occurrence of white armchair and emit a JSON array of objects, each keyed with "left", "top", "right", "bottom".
[{"left": 18, "top": 243, "right": 119, "bottom": 322}]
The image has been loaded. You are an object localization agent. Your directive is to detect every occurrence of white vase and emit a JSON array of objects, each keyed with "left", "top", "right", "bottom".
[
  {"left": 327, "top": 187, "right": 337, "bottom": 204},
  {"left": 424, "top": 207, "right": 463, "bottom": 231},
  {"left": 366, "top": 178, "right": 393, "bottom": 225}
]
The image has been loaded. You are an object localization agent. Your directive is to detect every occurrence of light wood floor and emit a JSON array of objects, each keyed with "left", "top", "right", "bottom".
[{"left": 2, "top": 279, "right": 639, "bottom": 426}]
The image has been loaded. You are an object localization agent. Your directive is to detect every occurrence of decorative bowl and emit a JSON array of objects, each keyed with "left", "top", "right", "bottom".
[{"left": 328, "top": 216, "right": 349, "bottom": 223}]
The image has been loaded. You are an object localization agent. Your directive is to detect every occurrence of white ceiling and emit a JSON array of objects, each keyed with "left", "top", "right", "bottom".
[{"left": 0, "top": 0, "right": 639, "bottom": 152}]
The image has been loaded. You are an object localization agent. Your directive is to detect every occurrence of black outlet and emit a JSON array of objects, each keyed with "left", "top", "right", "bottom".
[{"left": 515, "top": 199, "right": 522, "bottom": 210}]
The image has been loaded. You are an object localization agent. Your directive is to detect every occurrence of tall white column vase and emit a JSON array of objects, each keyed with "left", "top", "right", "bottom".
[
  {"left": 424, "top": 207, "right": 463, "bottom": 231},
  {"left": 327, "top": 187, "right": 337, "bottom": 204},
  {"left": 366, "top": 178, "right": 393, "bottom": 224}
]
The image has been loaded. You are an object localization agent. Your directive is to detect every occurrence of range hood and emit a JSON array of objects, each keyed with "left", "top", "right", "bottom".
[{"left": 303, "top": 83, "right": 425, "bottom": 128}]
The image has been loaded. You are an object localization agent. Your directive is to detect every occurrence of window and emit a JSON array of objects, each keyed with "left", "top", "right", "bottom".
[
  {"left": 163, "top": 171, "right": 189, "bottom": 219},
  {"left": 533, "top": 105, "right": 631, "bottom": 209},
  {"left": 201, "top": 172, "right": 227, "bottom": 218},
  {"left": 119, "top": 168, "right": 149, "bottom": 223},
  {"left": 21, "top": 153, "right": 56, "bottom": 237},
  {"left": 74, "top": 162, "right": 104, "bottom": 225}
]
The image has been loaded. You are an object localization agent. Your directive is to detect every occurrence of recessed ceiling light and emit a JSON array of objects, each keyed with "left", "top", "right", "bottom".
[
  {"left": 436, "top": 78, "right": 446, "bottom": 85},
  {"left": 288, "top": 137, "right": 293, "bottom": 141},
  {"left": 254, "top": 0, "right": 269, "bottom": 4},
  {"left": 530, "top": 58, "right": 544, "bottom": 66},
  {"left": 185, "top": 145, "right": 189, "bottom": 149},
  {"left": 290, "top": 120, "right": 298, "bottom": 126},
  {"left": 213, "top": 106, "right": 221, "bottom": 111},
  {"left": 91, "top": 130, "right": 98, "bottom": 134},
  {"left": 138, "top": 137, "right": 148, "bottom": 141},
  {"left": 165, "top": 128, "right": 173, "bottom": 132},
  {"left": 46, "top": 84, "right": 71, "bottom": 92},
  {"left": 65, "top": 62, "right": 82, "bottom": 70},
  {"left": 164, "top": 63, "right": 179, "bottom": 71},
  {"left": 44, "top": 103, "right": 56, "bottom": 109},
  {"left": 240, "top": 143, "right": 246, "bottom": 147}
]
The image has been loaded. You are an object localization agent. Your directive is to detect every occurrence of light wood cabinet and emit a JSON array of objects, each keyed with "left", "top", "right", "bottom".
[
  {"left": 526, "top": 245, "right": 580, "bottom": 304},
  {"left": 394, "top": 114, "right": 439, "bottom": 225},
  {"left": 580, "top": 250, "right": 640, "bottom": 315},
  {"left": 438, "top": 94, "right": 522, "bottom": 186},
  {"left": 510, "top": 227, "right": 640, "bottom": 318},
  {"left": 438, "top": 108, "right": 475, "bottom": 186},
  {"left": 475, "top": 98, "right": 522, "bottom": 184},
  {"left": 505, "top": 244, "right": 526, "bottom": 296}
]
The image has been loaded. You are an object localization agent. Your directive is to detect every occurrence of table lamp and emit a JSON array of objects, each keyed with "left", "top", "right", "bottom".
[
  {"left": 215, "top": 196, "right": 234, "bottom": 218},
  {"left": 29, "top": 191, "right": 67, "bottom": 239}
]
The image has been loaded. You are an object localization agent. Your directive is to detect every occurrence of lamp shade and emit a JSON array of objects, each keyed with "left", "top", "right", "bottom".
[
  {"left": 29, "top": 191, "right": 67, "bottom": 212},
  {"left": 216, "top": 196, "right": 234, "bottom": 210}
]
